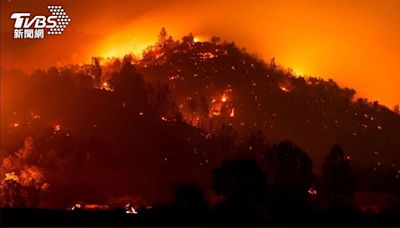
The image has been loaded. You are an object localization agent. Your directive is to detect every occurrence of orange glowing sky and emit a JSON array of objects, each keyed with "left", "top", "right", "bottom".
[{"left": 1, "top": 0, "right": 399, "bottom": 108}]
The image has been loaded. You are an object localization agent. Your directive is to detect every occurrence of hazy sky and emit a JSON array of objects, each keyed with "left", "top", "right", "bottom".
[{"left": 1, "top": 0, "right": 399, "bottom": 108}]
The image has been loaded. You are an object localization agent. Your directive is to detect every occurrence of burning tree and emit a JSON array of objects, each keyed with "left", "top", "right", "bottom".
[{"left": 0, "top": 137, "right": 48, "bottom": 208}]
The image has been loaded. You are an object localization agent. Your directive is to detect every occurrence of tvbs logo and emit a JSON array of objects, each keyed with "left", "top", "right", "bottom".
[{"left": 11, "top": 5, "right": 71, "bottom": 39}]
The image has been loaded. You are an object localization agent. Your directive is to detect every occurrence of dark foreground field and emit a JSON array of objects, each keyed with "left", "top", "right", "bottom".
[{"left": 1, "top": 207, "right": 400, "bottom": 227}]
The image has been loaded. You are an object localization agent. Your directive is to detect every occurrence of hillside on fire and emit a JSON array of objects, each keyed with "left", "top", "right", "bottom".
[{"left": 1, "top": 30, "right": 400, "bottom": 225}]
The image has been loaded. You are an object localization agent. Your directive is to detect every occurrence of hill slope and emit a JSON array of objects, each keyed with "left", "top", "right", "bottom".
[{"left": 134, "top": 33, "right": 400, "bottom": 167}]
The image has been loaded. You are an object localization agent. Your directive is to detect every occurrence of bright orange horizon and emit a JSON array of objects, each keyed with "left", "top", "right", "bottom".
[{"left": 1, "top": 0, "right": 399, "bottom": 108}]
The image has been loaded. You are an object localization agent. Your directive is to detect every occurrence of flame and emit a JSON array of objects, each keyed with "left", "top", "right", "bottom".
[
  {"left": 84, "top": 204, "right": 110, "bottom": 210},
  {"left": 198, "top": 52, "right": 216, "bottom": 60},
  {"left": 207, "top": 90, "right": 234, "bottom": 118},
  {"left": 193, "top": 36, "right": 201, "bottom": 43},
  {"left": 278, "top": 80, "right": 293, "bottom": 93},
  {"left": 229, "top": 108, "right": 235, "bottom": 117},
  {"left": 125, "top": 203, "right": 138, "bottom": 214},
  {"left": 54, "top": 124, "right": 61, "bottom": 132},
  {"left": 101, "top": 82, "right": 112, "bottom": 91},
  {"left": 308, "top": 187, "right": 318, "bottom": 195},
  {"left": 71, "top": 203, "right": 82, "bottom": 210},
  {"left": 4, "top": 172, "right": 19, "bottom": 182},
  {"left": 209, "top": 103, "right": 222, "bottom": 117},
  {"left": 221, "top": 94, "right": 228, "bottom": 103},
  {"left": 279, "top": 86, "right": 290, "bottom": 92},
  {"left": 19, "top": 166, "right": 44, "bottom": 187}
]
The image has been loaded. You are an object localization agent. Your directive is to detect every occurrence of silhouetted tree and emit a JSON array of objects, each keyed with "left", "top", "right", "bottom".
[
  {"left": 91, "top": 57, "right": 102, "bottom": 87},
  {"left": 263, "top": 141, "right": 314, "bottom": 219},
  {"left": 212, "top": 159, "right": 269, "bottom": 225},
  {"left": 319, "top": 144, "right": 356, "bottom": 208},
  {"left": 147, "top": 83, "right": 174, "bottom": 115},
  {"left": 109, "top": 55, "right": 148, "bottom": 112},
  {"left": 182, "top": 33, "right": 194, "bottom": 44},
  {"left": 158, "top": 27, "right": 168, "bottom": 46},
  {"left": 242, "top": 130, "right": 268, "bottom": 155},
  {"left": 210, "top": 36, "right": 221, "bottom": 44},
  {"left": 215, "top": 124, "right": 237, "bottom": 145},
  {"left": 269, "top": 58, "right": 277, "bottom": 69}
]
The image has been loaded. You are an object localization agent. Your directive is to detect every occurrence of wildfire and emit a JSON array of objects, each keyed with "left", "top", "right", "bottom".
[
  {"left": 221, "top": 94, "right": 228, "bottom": 103},
  {"left": 31, "top": 112, "right": 41, "bottom": 119},
  {"left": 101, "top": 81, "right": 112, "bottom": 91},
  {"left": 230, "top": 108, "right": 235, "bottom": 117},
  {"left": 84, "top": 204, "right": 110, "bottom": 210},
  {"left": 71, "top": 203, "right": 82, "bottom": 211},
  {"left": 168, "top": 75, "right": 179, "bottom": 80},
  {"left": 198, "top": 52, "right": 216, "bottom": 60},
  {"left": 125, "top": 203, "right": 138, "bottom": 214},
  {"left": 207, "top": 89, "right": 235, "bottom": 118},
  {"left": 278, "top": 80, "right": 293, "bottom": 93},
  {"left": 98, "top": 32, "right": 155, "bottom": 59},
  {"left": 4, "top": 172, "right": 19, "bottom": 182},
  {"left": 1, "top": 137, "right": 49, "bottom": 196},
  {"left": 54, "top": 124, "right": 61, "bottom": 132},
  {"left": 209, "top": 102, "right": 222, "bottom": 117},
  {"left": 193, "top": 36, "right": 201, "bottom": 43},
  {"left": 279, "top": 86, "right": 290, "bottom": 92}
]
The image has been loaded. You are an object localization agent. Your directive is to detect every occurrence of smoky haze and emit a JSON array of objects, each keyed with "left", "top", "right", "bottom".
[{"left": 1, "top": 0, "right": 399, "bottom": 107}]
